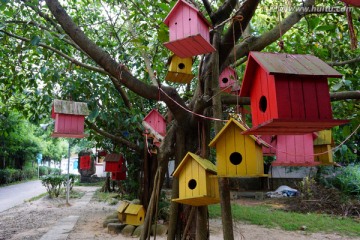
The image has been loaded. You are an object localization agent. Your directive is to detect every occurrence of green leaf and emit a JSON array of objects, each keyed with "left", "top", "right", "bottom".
[
  {"left": 30, "top": 35, "right": 41, "bottom": 46},
  {"left": 87, "top": 108, "right": 99, "bottom": 121},
  {"left": 316, "top": 25, "right": 336, "bottom": 31}
]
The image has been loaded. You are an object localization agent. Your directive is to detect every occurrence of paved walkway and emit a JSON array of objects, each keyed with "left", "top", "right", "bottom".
[
  {"left": 40, "top": 188, "right": 96, "bottom": 240},
  {"left": 0, "top": 180, "right": 46, "bottom": 213}
]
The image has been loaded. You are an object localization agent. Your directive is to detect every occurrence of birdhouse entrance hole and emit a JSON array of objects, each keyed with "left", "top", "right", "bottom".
[
  {"left": 259, "top": 96, "right": 267, "bottom": 113},
  {"left": 222, "top": 78, "right": 229, "bottom": 84},
  {"left": 178, "top": 63, "right": 185, "bottom": 69},
  {"left": 139, "top": 217, "right": 142, "bottom": 221},
  {"left": 230, "top": 152, "right": 242, "bottom": 165},
  {"left": 188, "top": 179, "right": 197, "bottom": 190}
]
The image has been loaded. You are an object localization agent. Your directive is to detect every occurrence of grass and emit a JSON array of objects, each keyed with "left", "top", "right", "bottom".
[
  {"left": 25, "top": 192, "right": 48, "bottom": 202},
  {"left": 74, "top": 180, "right": 105, "bottom": 187},
  {"left": 94, "top": 189, "right": 121, "bottom": 205},
  {"left": 208, "top": 204, "right": 360, "bottom": 237}
]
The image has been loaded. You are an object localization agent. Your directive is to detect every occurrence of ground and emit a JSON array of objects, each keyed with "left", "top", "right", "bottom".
[{"left": 0, "top": 186, "right": 358, "bottom": 240}]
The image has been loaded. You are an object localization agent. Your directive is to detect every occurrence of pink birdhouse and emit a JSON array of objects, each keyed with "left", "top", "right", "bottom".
[
  {"left": 262, "top": 134, "right": 320, "bottom": 166},
  {"left": 104, "top": 153, "right": 125, "bottom": 173},
  {"left": 163, "top": 0, "right": 215, "bottom": 58},
  {"left": 239, "top": 52, "right": 348, "bottom": 135},
  {"left": 219, "top": 67, "right": 239, "bottom": 94},
  {"left": 51, "top": 99, "right": 89, "bottom": 138},
  {"left": 143, "top": 109, "right": 166, "bottom": 137}
]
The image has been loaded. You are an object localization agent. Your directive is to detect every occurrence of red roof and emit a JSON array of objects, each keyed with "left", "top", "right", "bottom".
[{"left": 240, "top": 52, "right": 342, "bottom": 97}]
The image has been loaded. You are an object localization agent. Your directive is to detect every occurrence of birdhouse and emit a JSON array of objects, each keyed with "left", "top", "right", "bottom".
[
  {"left": 51, "top": 99, "right": 89, "bottom": 138},
  {"left": 79, "top": 155, "right": 91, "bottom": 170},
  {"left": 341, "top": 0, "right": 360, "bottom": 7},
  {"left": 314, "top": 130, "right": 334, "bottom": 165},
  {"left": 239, "top": 52, "right": 348, "bottom": 135},
  {"left": 270, "top": 134, "right": 320, "bottom": 166},
  {"left": 219, "top": 67, "right": 239, "bottom": 93},
  {"left": 104, "top": 153, "right": 125, "bottom": 173},
  {"left": 117, "top": 202, "right": 145, "bottom": 226},
  {"left": 163, "top": 0, "right": 216, "bottom": 58},
  {"left": 143, "top": 109, "right": 166, "bottom": 137},
  {"left": 261, "top": 135, "right": 276, "bottom": 156},
  {"left": 165, "top": 55, "right": 194, "bottom": 84},
  {"left": 172, "top": 152, "right": 220, "bottom": 206},
  {"left": 209, "top": 119, "right": 266, "bottom": 177},
  {"left": 111, "top": 170, "right": 126, "bottom": 180}
]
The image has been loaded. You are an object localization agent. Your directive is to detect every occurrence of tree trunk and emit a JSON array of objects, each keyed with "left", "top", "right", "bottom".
[
  {"left": 196, "top": 206, "right": 208, "bottom": 240},
  {"left": 167, "top": 127, "right": 186, "bottom": 240},
  {"left": 211, "top": 30, "right": 234, "bottom": 240}
]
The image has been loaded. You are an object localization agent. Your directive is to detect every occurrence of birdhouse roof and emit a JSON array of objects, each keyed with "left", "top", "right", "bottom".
[
  {"left": 143, "top": 109, "right": 166, "bottom": 122},
  {"left": 208, "top": 118, "right": 258, "bottom": 146},
  {"left": 104, "top": 153, "right": 123, "bottom": 162},
  {"left": 117, "top": 202, "right": 129, "bottom": 213},
  {"left": 172, "top": 152, "right": 217, "bottom": 177},
  {"left": 52, "top": 99, "right": 89, "bottom": 116},
  {"left": 240, "top": 52, "right": 342, "bottom": 96},
  {"left": 124, "top": 204, "right": 144, "bottom": 215},
  {"left": 164, "top": 0, "right": 212, "bottom": 27}
]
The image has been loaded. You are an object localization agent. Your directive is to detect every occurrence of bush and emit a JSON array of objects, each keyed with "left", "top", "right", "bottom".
[
  {"left": 0, "top": 169, "right": 22, "bottom": 184},
  {"left": 41, "top": 174, "right": 64, "bottom": 198},
  {"left": 331, "top": 164, "right": 360, "bottom": 197},
  {"left": 39, "top": 166, "right": 50, "bottom": 176},
  {"left": 62, "top": 174, "right": 78, "bottom": 191}
]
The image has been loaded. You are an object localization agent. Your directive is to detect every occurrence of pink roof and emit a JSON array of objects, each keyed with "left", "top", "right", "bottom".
[{"left": 164, "top": 0, "right": 212, "bottom": 27}]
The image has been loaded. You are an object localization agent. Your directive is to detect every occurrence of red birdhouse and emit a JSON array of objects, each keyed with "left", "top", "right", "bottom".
[
  {"left": 51, "top": 99, "right": 89, "bottom": 138},
  {"left": 163, "top": 0, "right": 215, "bottom": 58},
  {"left": 262, "top": 134, "right": 319, "bottom": 166},
  {"left": 219, "top": 67, "right": 239, "bottom": 94},
  {"left": 341, "top": 0, "right": 360, "bottom": 7},
  {"left": 104, "top": 153, "right": 125, "bottom": 173},
  {"left": 143, "top": 109, "right": 166, "bottom": 137},
  {"left": 239, "top": 52, "right": 348, "bottom": 135},
  {"left": 111, "top": 169, "right": 127, "bottom": 181},
  {"left": 79, "top": 155, "right": 91, "bottom": 170}
]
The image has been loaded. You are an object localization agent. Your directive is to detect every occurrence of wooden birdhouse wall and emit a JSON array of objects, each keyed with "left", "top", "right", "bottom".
[
  {"left": 314, "top": 129, "right": 332, "bottom": 145},
  {"left": 272, "top": 134, "right": 318, "bottom": 166},
  {"left": 165, "top": 55, "right": 194, "bottom": 84},
  {"left": 111, "top": 171, "right": 126, "bottom": 180},
  {"left": 124, "top": 204, "right": 145, "bottom": 226},
  {"left": 314, "top": 144, "right": 333, "bottom": 165},
  {"left": 209, "top": 119, "right": 265, "bottom": 177},
  {"left": 219, "top": 67, "right": 237, "bottom": 93},
  {"left": 178, "top": 157, "right": 207, "bottom": 199},
  {"left": 144, "top": 110, "right": 166, "bottom": 137},
  {"left": 54, "top": 114, "right": 85, "bottom": 136},
  {"left": 163, "top": 0, "right": 215, "bottom": 57}
]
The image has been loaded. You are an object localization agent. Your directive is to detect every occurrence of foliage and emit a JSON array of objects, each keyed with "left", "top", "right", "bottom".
[
  {"left": 323, "top": 164, "right": 360, "bottom": 197},
  {"left": 39, "top": 166, "right": 61, "bottom": 176},
  {"left": 41, "top": 174, "right": 64, "bottom": 198},
  {"left": 0, "top": 167, "right": 37, "bottom": 185},
  {"left": 208, "top": 203, "right": 360, "bottom": 236},
  {"left": 62, "top": 173, "right": 78, "bottom": 191}
]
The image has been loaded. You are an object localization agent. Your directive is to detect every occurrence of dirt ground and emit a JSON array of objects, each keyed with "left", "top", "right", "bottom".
[{"left": 0, "top": 186, "right": 358, "bottom": 240}]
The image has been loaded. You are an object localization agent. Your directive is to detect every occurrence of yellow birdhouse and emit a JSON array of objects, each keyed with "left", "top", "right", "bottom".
[
  {"left": 209, "top": 118, "right": 266, "bottom": 177},
  {"left": 314, "top": 130, "right": 334, "bottom": 165},
  {"left": 165, "top": 55, "right": 194, "bottom": 84},
  {"left": 172, "top": 152, "right": 220, "bottom": 206},
  {"left": 117, "top": 202, "right": 145, "bottom": 226}
]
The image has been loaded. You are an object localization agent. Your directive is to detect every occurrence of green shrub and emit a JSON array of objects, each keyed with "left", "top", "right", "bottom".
[
  {"left": 41, "top": 174, "right": 64, "bottom": 198},
  {"left": 331, "top": 164, "right": 360, "bottom": 197},
  {"left": 49, "top": 168, "right": 61, "bottom": 175},
  {"left": 39, "top": 166, "right": 50, "bottom": 176},
  {"left": 62, "top": 174, "right": 78, "bottom": 191}
]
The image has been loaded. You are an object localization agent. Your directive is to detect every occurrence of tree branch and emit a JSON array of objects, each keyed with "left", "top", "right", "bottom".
[
  {"left": 202, "top": 0, "right": 213, "bottom": 20},
  {"left": 226, "top": 0, "right": 315, "bottom": 66},
  {"left": 210, "top": 0, "right": 238, "bottom": 24},
  {"left": 85, "top": 120, "right": 142, "bottom": 153},
  {"left": 44, "top": 0, "right": 190, "bottom": 122},
  {"left": 328, "top": 57, "right": 360, "bottom": 66},
  {"left": 219, "top": 0, "right": 260, "bottom": 68}
]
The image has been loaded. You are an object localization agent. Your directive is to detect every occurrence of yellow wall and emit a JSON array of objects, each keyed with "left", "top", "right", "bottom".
[{"left": 314, "top": 145, "right": 333, "bottom": 165}]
